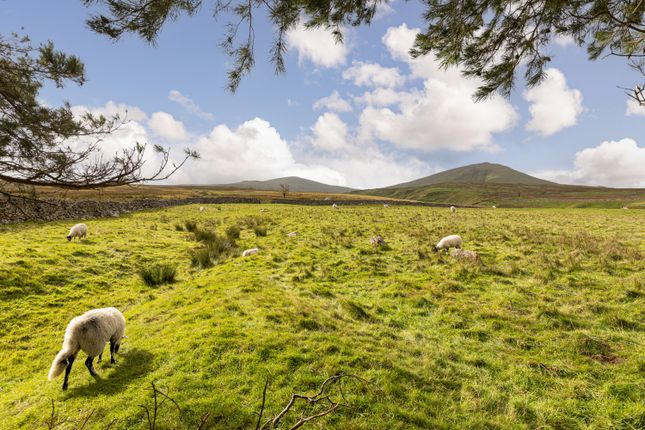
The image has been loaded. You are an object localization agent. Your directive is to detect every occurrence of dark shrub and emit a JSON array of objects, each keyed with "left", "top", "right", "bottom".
[
  {"left": 207, "top": 235, "right": 237, "bottom": 260},
  {"left": 190, "top": 248, "right": 213, "bottom": 268},
  {"left": 254, "top": 225, "right": 267, "bottom": 237},
  {"left": 139, "top": 264, "right": 177, "bottom": 286},
  {"left": 193, "top": 228, "right": 217, "bottom": 243},
  {"left": 225, "top": 225, "right": 241, "bottom": 240}
]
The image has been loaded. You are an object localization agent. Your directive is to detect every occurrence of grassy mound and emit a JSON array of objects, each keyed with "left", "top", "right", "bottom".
[{"left": 0, "top": 205, "right": 643, "bottom": 428}]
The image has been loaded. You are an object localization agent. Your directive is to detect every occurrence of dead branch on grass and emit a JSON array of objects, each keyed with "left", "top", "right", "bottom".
[
  {"left": 140, "top": 382, "right": 183, "bottom": 430},
  {"left": 259, "top": 373, "right": 369, "bottom": 430}
]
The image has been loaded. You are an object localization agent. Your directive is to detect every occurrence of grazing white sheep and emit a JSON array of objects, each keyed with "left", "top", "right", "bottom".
[
  {"left": 66, "top": 223, "right": 87, "bottom": 242},
  {"left": 332, "top": 203, "right": 339, "bottom": 210},
  {"left": 450, "top": 248, "right": 482, "bottom": 264},
  {"left": 383, "top": 204, "right": 390, "bottom": 208},
  {"left": 622, "top": 207, "right": 629, "bottom": 210},
  {"left": 324, "top": 197, "right": 331, "bottom": 201},
  {"left": 492, "top": 205, "right": 496, "bottom": 209},
  {"left": 199, "top": 207, "right": 205, "bottom": 212},
  {"left": 242, "top": 247, "right": 259, "bottom": 257},
  {"left": 450, "top": 206, "right": 456, "bottom": 213},
  {"left": 48, "top": 307, "right": 126, "bottom": 390},
  {"left": 287, "top": 232, "right": 298, "bottom": 237},
  {"left": 433, "top": 234, "right": 462, "bottom": 252},
  {"left": 370, "top": 235, "right": 387, "bottom": 247}
]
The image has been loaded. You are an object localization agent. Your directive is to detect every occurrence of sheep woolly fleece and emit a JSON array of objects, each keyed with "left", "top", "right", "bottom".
[
  {"left": 242, "top": 248, "right": 259, "bottom": 256},
  {"left": 67, "top": 223, "right": 87, "bottom": 240},
  {"left": 48, "top": 307, "right": 126, "bottom": 380},
  {"left": 435, "top": 234, "right": 463, "bottom": 250}
]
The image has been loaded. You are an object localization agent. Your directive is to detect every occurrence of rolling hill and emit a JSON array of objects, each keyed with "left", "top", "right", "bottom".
[
  {"left": 387, "top": 162, "right": 555, "bottom": 188},
  {"left": 222, "top": 176, "right": 354, "bottom": 193},
  {"left": 356, "top": 162, "right": 645, "bottom": 208}
]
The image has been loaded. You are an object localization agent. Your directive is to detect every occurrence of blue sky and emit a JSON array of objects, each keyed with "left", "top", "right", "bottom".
[{"left": 2, "top": 0, "right": 644, "bottom": 188}]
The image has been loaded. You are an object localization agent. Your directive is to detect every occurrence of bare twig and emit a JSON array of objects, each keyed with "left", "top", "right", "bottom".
[
  {"left": 289, "top": 403, "right": 340, "bottom": 430},
  {"left": 76, "top": 409, "right": 95, "bottom": 430},
  {"left": 196, "top": 412, "right": 211, "bottom": 430},
  {"left": 45, "top": 399, "right": 57, "bottom": 430},
  {"left": 255, "top": 377, "right": 270, "bottom": 430},
  {"left": 40, "top": 375, "right": 370, "bottom": 429},
  {"left": 140, "top": 382, "right": 183, "bottom": 430},
  {"left": 260, "top": 373, "right": 369, "bottom": 430},
  {"left": 104, "top": 418, "right": 119, "bottom": 430},
  {"left": 44, "top": 399, "right": 69, "bottom": 430}
]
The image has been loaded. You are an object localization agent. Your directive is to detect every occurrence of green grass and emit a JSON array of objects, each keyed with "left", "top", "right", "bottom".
[
  {"left": 139, "top": 263, "right": 178, "bottom": 287},
  {"left": 0, "top": 205, "right": 644, "bottom": 429}
]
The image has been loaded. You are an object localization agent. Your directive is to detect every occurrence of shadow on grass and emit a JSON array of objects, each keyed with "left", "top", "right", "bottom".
[
  {"left": 64, "top": 348, "right": 153, "bottom": 398},
  {"left": 0, "top": 273, "right": 47, "bottom": 299}
]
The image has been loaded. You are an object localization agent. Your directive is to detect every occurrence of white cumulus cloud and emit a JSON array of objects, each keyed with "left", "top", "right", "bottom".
[
  {"left": 352, "top": 24, "right": 517, "bottom": 153},
  {"left": 534, "top": 138, "right": 645, "bottom": 188},
  {"left": 342, "top": 61, "right": 405, "bottom": 88},
  {"left": 68, "top": 102, "right": 433, "bottom": 188},
  {"left": 354, "top": 87, "right": 419, "bottom": 107},
  {"left": 382, "top": 24, "right": 464, "bottom": 84},
  {"left": 308, "top": 150, "right": 430, "bottom": 189},
  {"left": 287, "top": 23, "right": 350, "bottom": 68},
  {"left": 309, "top": 112, "right": 349, "bottom": 152},
  {"left": 370, "top": 0, "right": 395, "bottom": 20},
  {"left": 626, "top": 98, "right": 645, "bottom": 117},
  {"left": 313, "top": 91, "right": 352, "bottom": 112},
  {"left": 71, "top": 100, "right": 148, "bottom": 122},
  {"left": 524, "top": 68, "right": 584, "bottom": 136},
  {"left": 172, "top": 118, "right": 344, "bottom": 185},
  {"left": 148, "top": 112, "right": 189, "bottom": 141},
  {"left": 68, "top": 102, "right": 181, "bottom": 180}
]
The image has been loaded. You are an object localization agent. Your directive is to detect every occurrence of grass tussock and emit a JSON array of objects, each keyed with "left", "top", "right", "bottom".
[
  {"left": 139, "top": 263, "right": 177, "bottom": 286},
  {"left": 225, "top": 224, "right": 241, "bottom": 240},
  {"left": 187, "top": 225, "right": 238, "bottom": 267},
  {"left": 253, "top": 225, "right": 268, "bottom": 237},
  {"left": 189, "top": 247, "right": 213, "bottom": 268},
  {"left": 193, "top": 227, "right": 217, "bottom": 243}
]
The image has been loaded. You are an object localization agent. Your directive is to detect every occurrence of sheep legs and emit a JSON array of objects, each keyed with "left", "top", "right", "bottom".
[
  {"left": 85, "top": 356, "right": 99, "bottom": 377},
  {"left": 97, "top": 341, "right": 119, "bottom": 364},
  {"left": 62, "top": 354, "right": 76, "bottom": 390},
  {"left": 110, "top": 340, "right": 119, "bottom": 364}
]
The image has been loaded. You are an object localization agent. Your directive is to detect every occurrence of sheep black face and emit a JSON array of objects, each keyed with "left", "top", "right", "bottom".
[
  {"left": 432, "top": 246, "right": 439, "bottom": 252},
  {"left": 66, "top": 235, "right": 72, "bottom": 242}
]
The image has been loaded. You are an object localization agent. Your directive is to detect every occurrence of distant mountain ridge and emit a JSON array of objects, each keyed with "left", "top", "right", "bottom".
[
  {"left": 388, "top": 162, "right": 555, "bottom": 188},
  {"left": 222, "top": 176, "right": 354, "bottom": 193},
  {"left": 353, "top": 162, "right": 644, "bottom": 208}
]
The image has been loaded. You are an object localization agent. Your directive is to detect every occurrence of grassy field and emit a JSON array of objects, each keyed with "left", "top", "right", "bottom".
[
  {"left": 354, "top": 182, "right": 645, "bottom": 208},
  {"left": 0, "top": 205, "right": 643, "bottom": 429},
  {"left": 19, "top": 181, "right": 645, "bottom": 209}
]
